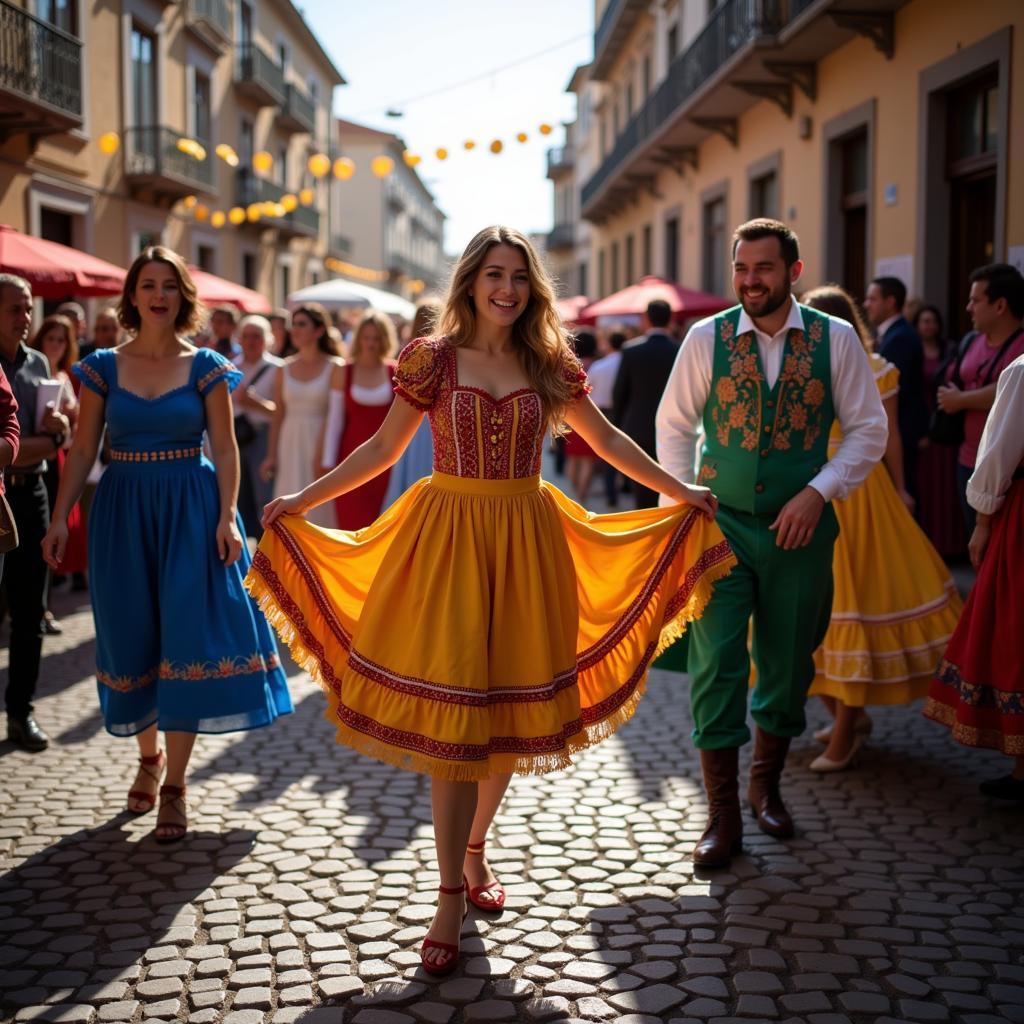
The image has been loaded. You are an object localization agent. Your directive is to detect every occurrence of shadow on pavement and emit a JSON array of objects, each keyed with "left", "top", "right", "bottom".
[{"left": 0, "top": 818, "right": 256, "bottom": 1015}]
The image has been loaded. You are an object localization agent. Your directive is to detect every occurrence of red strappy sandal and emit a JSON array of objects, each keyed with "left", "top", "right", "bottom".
[
  {"left": 419, "top": 882, "right": 467, "bottom": 976},
  {"left": 153, "top": 784, "right": 188, "bottom": 844},
  {"left": 464, "top": 841, "right": 506, "bottom": 912},
  {"left": 126, "top": 750, "right": 165, "bottom": 814}
]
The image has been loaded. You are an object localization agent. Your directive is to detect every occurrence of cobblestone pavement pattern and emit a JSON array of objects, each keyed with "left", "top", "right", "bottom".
[{"left": 3, "top": 552, "right": 1024, "bottom": 1024}]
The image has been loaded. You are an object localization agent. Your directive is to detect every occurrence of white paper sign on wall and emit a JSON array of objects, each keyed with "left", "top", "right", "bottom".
[{"left": 874, "top": 254, "right": 914, "bottom": 291}]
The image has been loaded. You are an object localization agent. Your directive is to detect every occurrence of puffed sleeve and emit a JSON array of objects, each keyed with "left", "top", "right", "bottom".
[
  {"left": 560, "top": 348, "right": 592, "bottom": 404},
  {"left": 393, "top": 337, "right": 445, "bottom": 411},
  {"left": 872, "top": 354, "right": 900, "bottom": 401},
  {"left": 195, "top": 348, "right": 242, "bottom": 397},
  {"left": 71, "top": 350, "right": 110, "bottom": 398}
]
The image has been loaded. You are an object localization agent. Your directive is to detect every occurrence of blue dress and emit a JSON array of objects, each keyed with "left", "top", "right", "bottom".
[{"left": 73, "top": 347, "right": 292, "bottom": 736}]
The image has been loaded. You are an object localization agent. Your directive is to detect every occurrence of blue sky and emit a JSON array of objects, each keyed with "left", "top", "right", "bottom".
[{"left": 297, "top": 0, "right": 594, "bottom": 256}]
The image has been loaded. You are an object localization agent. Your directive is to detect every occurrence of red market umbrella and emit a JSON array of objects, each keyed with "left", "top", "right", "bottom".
[
  {"left": 189, "top": 267, "right": 272, "bottom": 314},
  {"left": 578, "top": 276, "right": 729, "bottom": 324},
  {"left": 0, "top": 223, "right": 125, "bottom": 298},
  {"left": 556, "top": 294, "right": 590, "bottom": 324}
]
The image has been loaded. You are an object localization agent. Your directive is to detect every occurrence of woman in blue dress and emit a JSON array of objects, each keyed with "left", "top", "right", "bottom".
[{"left": 41, "top": 246, "right": 291, "bottom": 842}]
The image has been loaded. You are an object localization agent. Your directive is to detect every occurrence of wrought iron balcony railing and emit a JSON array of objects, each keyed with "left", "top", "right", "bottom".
[
  {"left": 279, "top": 83, "right": 316, "bottom": 134},
  {"left": 124, "top": 126, "right": 215, "bottom": 194},
  {"left": 235, "top": 170, "right": 319, "bottom": 236},
  {"left": 547, "top": 223, "right": 575, "bottom": 251},
  {"left": 546, "top": 146, "right": 574, "bottom": 176},
  {"left": 236, "top": 42, "right": 285, "bottom": 106},
  {"left": 188, "top": 0, "right": 231, "bottom": 40}
]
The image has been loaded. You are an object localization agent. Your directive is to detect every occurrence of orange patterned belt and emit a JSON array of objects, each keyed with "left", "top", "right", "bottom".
[{"left": 109, "top": 447, "right": 202, "bottom": 463}]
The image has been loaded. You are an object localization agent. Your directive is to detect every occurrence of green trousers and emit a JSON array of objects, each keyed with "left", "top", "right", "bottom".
[{"left": 688, "top": 503, "right": 838, "bottom": 749}]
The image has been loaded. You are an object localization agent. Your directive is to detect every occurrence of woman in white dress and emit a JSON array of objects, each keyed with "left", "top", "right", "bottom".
[{"left": 260, "top": 303, "right": 343, "bottom": 528}]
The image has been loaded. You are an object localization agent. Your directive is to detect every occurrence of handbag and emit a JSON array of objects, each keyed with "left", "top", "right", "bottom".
[
  {"left": 233, "top": 363, "right": 273, "bottom": 448},
  {"left": 0, "top": 488, "right": 18, "bottom": 555}
]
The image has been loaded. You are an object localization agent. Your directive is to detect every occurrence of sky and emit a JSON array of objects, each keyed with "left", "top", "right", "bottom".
[{"left": 297, "top": 0, "right": 594, "bottom": 257}]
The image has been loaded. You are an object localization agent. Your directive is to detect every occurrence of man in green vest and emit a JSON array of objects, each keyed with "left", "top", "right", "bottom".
[{"left": 656, "top": 219, "right": 887, "bottom": 867}]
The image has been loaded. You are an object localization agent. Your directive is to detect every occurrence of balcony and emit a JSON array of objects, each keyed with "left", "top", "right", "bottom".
[
  {"left": 124, "top": 126, "right": 215, "bottom": 202},
  {"left": 387, "top": 251, "right": 438, "bottom": 286},
  {"left": 278, "top": 83, "right": 316, "bottom": 135},
  {"left": 592, "top": 0, "right": 650, "bottom": 81},
  {"left": 0, "top": 0, "right": 82, "bottom": 141},
  {"left": 581, "top": 0, "right": 907, "bottom": 222},
  {"left": 186, "top": 0, "right": 231, "bottom": 51},
  {"left": 547, "top": 223, "right": 575, "bottom": 252},
  {"left": 235, "top": 43, "right": 285, "bottom": 107},
  {"left": 546, "top": 145, "right": 574, "bottom": 179},
  {"left": 330, "top": 233, "right": 352, "bottom": 257},
  {"left": 235, "top": 170, "right": 319, "bottom": 237}
]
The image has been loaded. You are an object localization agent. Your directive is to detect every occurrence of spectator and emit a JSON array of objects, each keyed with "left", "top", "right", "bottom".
[
  {"left": 864, "top": 276, "right": 928, "bottom": 502},
  {"left": 936, "top": 263, "right": 1024, "bottom": 535},
  {"left": 233, "top": 315, "right": 282, "bottom": 539},
  {"left": 56, "top": 301, "right": 88, "bottom": 355},
  {"left": 91, "top": 307, "right": 121, "bottom": 351},
  {"left": 209, "top": 304, "right": 241, "bottom": 358},
  {"left": 320, "top": 309, "right": 398, "bottom": 529},
  {"left": 913, "top": 304, "right": 964, "bottom": 557},
  {"left": 261, "top": 302, "right": 342, "bottom": 528},
  {"left": 269, "top": 308, "right": 294, "bottom": 358},
  {"left": 613, "top": 298, "right": 679, "bottom": 508},
  {"left": 0, "top": 364, "right": 20, "bottom": 579},
  {"left": 588, "top": 331, "right": 627, "bottom": 507},
  {"left": 0, "top": 273, "right": 71, "bottom": 752},
  {"left": 563, "top": 330, "right": 600, "bottom": 504}
]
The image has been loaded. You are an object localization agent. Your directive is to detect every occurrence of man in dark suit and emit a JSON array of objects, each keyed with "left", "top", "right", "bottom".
[
  {"left": 864, "top": 276, "right": 927, "bottom": 502},
  {"left": 612, "top": 298, "right": 679, "bottom": 508}
]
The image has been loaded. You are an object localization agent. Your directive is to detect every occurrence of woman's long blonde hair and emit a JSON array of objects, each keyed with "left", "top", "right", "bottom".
[
  {"left": 349, "top": 308, "right": 398, "bottom": 362},
  {"left": 439, "top": 225, "right": 579, "bottom": 425},
  {"left": 801, "top": 284, "right": 873, "bottom": 353}
]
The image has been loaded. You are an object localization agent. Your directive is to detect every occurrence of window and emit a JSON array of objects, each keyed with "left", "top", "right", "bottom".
[
  {"left": 598, "top": 249, "right": 606, "bottom": 298},
  {"left": 702, "top": 196, "right": 727, "bottom": 296},
  {"left": 610, "top": 240, "right": 620, "bottom": 293},
  {"left": 277, "top": 40, "right": 290, "bottom": 73},
  {"left": 626, "top": 82, "right": 634, "bottom": 119},
  {"left": 242, "top": 253, "right": 257, "bottom": 290},
  {"left": 197, "top": 245, "right": 215, "bottom": 272},
  {"left": 278, "top": 146, "right": 288, "bottom": 187},
  {"left": 625, "top": 233, "right": 635, "bottom": 286},
  {"left": 664, "top": 215, "right": 679, "bottom": 283},
  {"left": 193, "top": 71, "right": 212, "bottom": 144},
  {"left": 136, "top": 230, "right": 161, "bottom": 253},
  {"left": 280, "top": 263, "right": 291, "bottom": 304},
  {"left": 239, "top": 119, "right": 254, "bottom": 166},
  {"left": 839, "top": 131, "right": 869, "bottom": 303},
  {"left": 642, "top": 56, "right": 651, "bottom": 100},
  {"left": 667, "top": 24, "right": 679, "bottom": 63},
  {"left": 578, "top": 261, "right": 588, "bottom": 298},
  {"left": 749, "top": 170, "right": 778, "bottom": 219},
  {"left": 131, "top": 26, "right": 157, "bottom": 126},
  {"left": 239, "top": 0, "right": 252, "bottom": 46},
  {"left": 642, "top": 224, "right": 652, "bottom": 277},
  {"left": 38, "top": 0, "right": 77, "bottom": 35}
]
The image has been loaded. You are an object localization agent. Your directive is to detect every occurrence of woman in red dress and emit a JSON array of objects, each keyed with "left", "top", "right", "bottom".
[{"left": 320, "top": 310, "right": 398, "bottom": 529}]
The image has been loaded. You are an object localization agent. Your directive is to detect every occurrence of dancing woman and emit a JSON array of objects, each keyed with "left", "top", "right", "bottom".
[
  {"left": 41, "top": 247, "right": 291, "bottom": 842},
  {"left": 246, "top": 225, "right": 735, "bottom": 975}
]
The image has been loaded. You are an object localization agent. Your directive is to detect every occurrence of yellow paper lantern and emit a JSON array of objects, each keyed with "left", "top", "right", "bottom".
[
  {"left": 246, "top": 203, "right": 262, "bottom": 222},
  {"left": 463, "top": 139, "right": 476, "bottom": 151},
  {"left": 272, "top": 203, "right": 287, "bottom": 218},
  {"left": 253, "top": 150, "right": 274, "bottom": 174},
  {"left": 193, "top": 143, "right": 207, "bottom": 161},
  {"left": 228, "top": 206, "right": 246, "bottom": 225},
  {"left": 516, "top": 132, "right": 528, "bottom": 143},
  {"left": 307, "top": 152, "right": 331, "bottom": 178},
  {"left": 194, "top": 203, "right": 209, "bottom": 222},
  {"left": 261, "top": 202, "right": 278, "bottom": 217},
  {"left": 539, "top": 123, "right": 553, "bottom": 135},
  {"left": 281, "top": 193, "right": 298, "bottom": 212},
  {"left": 489, "top": 139, "right": 503, "bottom": 154},
  {"left": 332, "top": 156, "right": 355, "bottom": 180},
  {"left": 403, "top": 150, "right": 421, "bottom": 167},
  {"left": 370, "top": 155, "right": 394, "bottom": 178},
  {"left": 299, "top": 187, "right": 315, "bottom": 206},
  {"left": 99, "top": 131, "right": 120, "bottom": 155},
  {"left": 210, "top": 211, "right": 226, "bottom": 228},
  {"left": 435, "top": 147, "right": 448, "bottom": 161},
  {"left": 182, "top": 195, "right": 198, "bottom": 210},
  {"left": 215, "top": 143, "right": 239, "bottom": 167}
]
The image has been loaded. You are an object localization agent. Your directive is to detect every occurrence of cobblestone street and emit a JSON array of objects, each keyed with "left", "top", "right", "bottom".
[{"left": 3, "top": 575, "right": 1024, "bottom": 1024}]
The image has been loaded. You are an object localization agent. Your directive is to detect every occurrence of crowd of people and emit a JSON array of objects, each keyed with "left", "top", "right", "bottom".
[{"left": 0, "top": 217, "right": 1020, "bottom": 975}]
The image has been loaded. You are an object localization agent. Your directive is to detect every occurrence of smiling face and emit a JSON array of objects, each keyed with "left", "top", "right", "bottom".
[
  {"left": 470, "top": 244, "right": 531, "bottom": 330},
  {"left": 732, "top": 236, "right": 799, "bottom": 320},
  {"left": 131, "top": 261, "right": 182, "bottom": 330}
]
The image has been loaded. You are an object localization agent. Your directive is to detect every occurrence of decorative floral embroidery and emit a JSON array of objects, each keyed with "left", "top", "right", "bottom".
[
  {"left": 771, "top": 317, "right": 827, "bottom": 453},
  {"left": 711, "top": 321, "right": 763, "bottom": 452},
  {"left": 933, "top": 658, "right": 1024, "bottom": 715},
  {"left": 197, "top": 361, "right": 234, "bottom": 394},
  {"left": 75, "top": 360, "right": 107, "bottom": 395},
  {"left": 96, "top": 652, "right": 280, "bottom": 692},
  {"left": 697, "top": 463, "right": 718, "bottom": 484}
]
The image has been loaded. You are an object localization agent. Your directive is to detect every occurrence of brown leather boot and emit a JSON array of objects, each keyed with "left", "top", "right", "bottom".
[
  {"left": 747, "top": 727, "right": 794, "bottom": 838},
  {"left": 693, "top": 748, "right": 743, "bottom": 868}
]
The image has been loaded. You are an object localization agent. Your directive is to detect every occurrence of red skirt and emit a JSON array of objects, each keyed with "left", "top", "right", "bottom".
[{"left": 923, "top": 478, "right": 1024, "bottom": 754}]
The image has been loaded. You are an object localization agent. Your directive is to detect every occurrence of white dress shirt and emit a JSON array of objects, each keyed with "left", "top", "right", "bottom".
[
  {"left": 587, "top": 350, "right": 622, "bottom": 410},
  {"left": 966, "top": 353, "right": 1024, "bottom": 515},
  {"left": 655, "top": 297, "right": 888, "bottom": 506}
]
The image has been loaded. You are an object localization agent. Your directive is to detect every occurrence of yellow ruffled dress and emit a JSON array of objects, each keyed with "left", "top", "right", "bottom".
[
  {"left": 245, "top": 337, "right": 735, "bottom": 780},
  {"left": 809, "top": 354, "right": 963, "bottom": 706}
]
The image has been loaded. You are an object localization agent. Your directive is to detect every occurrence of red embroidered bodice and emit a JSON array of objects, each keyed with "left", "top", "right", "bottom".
[{"left": 393, "top": 337, "right": 590, "bottom": 479}]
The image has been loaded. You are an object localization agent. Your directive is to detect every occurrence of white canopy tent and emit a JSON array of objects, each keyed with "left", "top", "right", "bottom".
[{"left": 287, "top": 279, "right": 417, "bottom": 319}]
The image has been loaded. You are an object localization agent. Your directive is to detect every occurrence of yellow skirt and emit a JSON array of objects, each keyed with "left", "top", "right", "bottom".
[
  {"left": 809, "top": 461, "right": 963, "bottom": 707},
  {"left": 245, "top": 472, "right": 734, "bottom": 780}
]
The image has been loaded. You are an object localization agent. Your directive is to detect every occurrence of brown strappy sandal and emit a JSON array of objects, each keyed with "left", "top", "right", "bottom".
[
  {"left": 154, "top": 784, "right": 187, "bottom": 844},
  {"left": 126, "top": 750, "right": 165, "bottom": 814}
]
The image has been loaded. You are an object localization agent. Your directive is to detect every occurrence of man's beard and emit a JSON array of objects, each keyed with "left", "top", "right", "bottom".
[{"left": 739, "top": 280, "right": 791, "bottom": 320}]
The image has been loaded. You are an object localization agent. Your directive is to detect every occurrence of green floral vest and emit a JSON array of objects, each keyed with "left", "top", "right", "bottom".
[{"left": 698, "top": 303, "right": 834, "bottom": 516}]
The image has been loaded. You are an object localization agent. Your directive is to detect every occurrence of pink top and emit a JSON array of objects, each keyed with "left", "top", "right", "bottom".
[
  {"left": 956, "top": 330, "right": 1024, "bottom": 468},
  {"left": 393, "top": 337, "right": 590, "bottom": 480}
]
